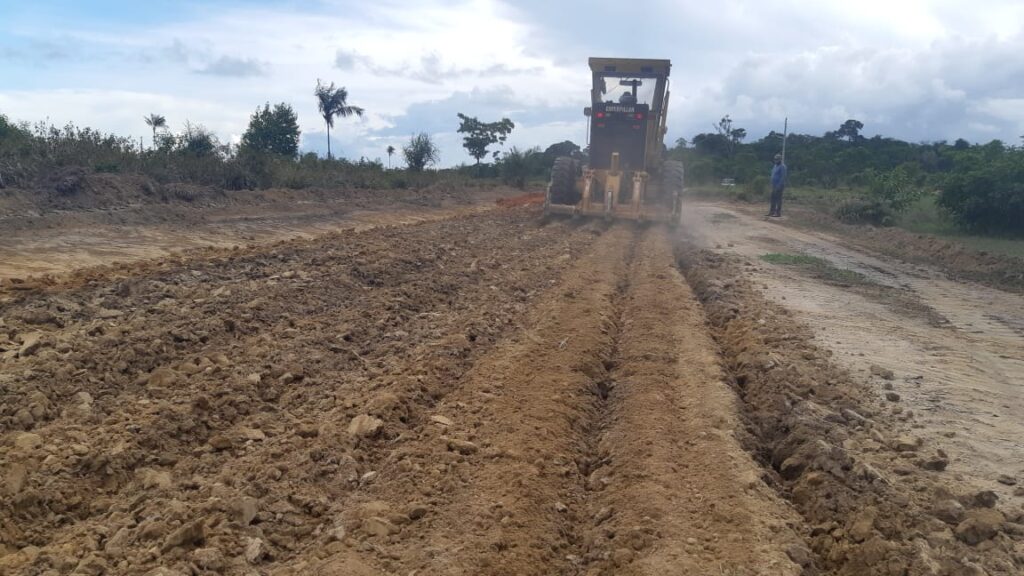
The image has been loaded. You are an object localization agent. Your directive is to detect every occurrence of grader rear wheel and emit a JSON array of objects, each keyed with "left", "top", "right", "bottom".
[
  {"left": 663, "top": 160, "right": 685, "bottom": 225},
  {"left": 548, "top": 156, "right": 581, "bottom": 205},
  {"left": 662, "top": 160, "right": 685, "bottom": 194}
]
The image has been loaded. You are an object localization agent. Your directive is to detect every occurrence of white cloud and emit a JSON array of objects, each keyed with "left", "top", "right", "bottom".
[
  {"left": 0, "top": 89, "right": 243, "bottom": 144},
  {"left": 1, "top": 0, "right": 1023, "bottom": 166},
  {"left": 195, "top": 56, "right": 268, "bottom": 77}
]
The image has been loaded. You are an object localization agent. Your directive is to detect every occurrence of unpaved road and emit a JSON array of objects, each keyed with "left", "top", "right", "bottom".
[
  {"left": 1, "top": 202, "right": 1022, "bottom": 575},
  {"left": 680, "top": 203, "right": 1024, "bottom": 510}
]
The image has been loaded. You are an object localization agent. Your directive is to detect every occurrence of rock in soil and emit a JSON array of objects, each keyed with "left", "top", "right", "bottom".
[
  {"left": 955, "top": 509, "right": 1005, "bottom": 545},
  {"left": 894, "top": 435, "right": 922, "bottom": 452},
  {"left": 347, "top": 414, "right": 384, "bottom": 438},
  {"left": 13, "top": 432, "right": 43, "bottom": 450},
  {"left": 161, "top": 519, "right": 205, "bottom": 552},
  {"left": 362, "top": 517, "right": 400, "bottom": 537},
  {"left": 920, "top": 456, "right": 949, "bottom": 471},
  {"left": 932, "top": 499, "right": 965, "bottom": 524},
  {"left": 445, "top": 438, "right": 479, "bottom": 455},
  {"left": 870, "top": 365, "right": 895, "bottom": 380},
  {"left": 245, "top": 537, "right": 268, "bottom": 564},
  {"left": 970, "top": 490, "right": 999, "bottom": 509}
]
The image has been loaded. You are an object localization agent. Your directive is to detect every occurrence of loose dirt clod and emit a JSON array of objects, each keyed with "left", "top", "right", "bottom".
[{"left": 347, "top": 414, "right": 383, "bottom": 438}]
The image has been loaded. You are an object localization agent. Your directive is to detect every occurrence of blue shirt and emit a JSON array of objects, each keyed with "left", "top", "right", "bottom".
[{"left": 771, "top": 163, "right": 787, "bottom": 189}]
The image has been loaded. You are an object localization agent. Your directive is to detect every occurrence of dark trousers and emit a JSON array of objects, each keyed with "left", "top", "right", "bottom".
[{"left": 769, "top": 187, "right": 784, "bottom": 216}]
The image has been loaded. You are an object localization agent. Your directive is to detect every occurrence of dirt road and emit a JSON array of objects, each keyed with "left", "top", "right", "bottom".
[
  {"left": 680, "top": 203, "right": 1024, "bottom": 510},
  {"left": 1, "top": 203, "right": 1022, "bottom": 575}
]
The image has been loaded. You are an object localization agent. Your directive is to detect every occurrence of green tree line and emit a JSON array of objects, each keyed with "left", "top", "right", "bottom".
[
  {"left": 4, "top": 83, "right": 1020, "bottom": 235},
  {"left": 672, "top": 118, "right": 1024, "bottom": 234}
]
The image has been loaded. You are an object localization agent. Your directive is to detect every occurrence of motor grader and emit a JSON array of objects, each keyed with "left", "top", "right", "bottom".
[{"left": 545, "top": 57, "right": 683, "bottom": 224}]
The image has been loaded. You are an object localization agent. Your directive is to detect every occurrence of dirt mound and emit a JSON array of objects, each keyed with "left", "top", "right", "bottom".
[
  {"left": 0, "top": 173, "right": 505, "bottom": 281},
  {"left": 0, "top": 171, "right": 493, "bottom": 224},
  {"left": 676, "top": 245, "right": 1024, "bottom": 575},
  {"left": 0, "top": 171, "right": 213, "bottom": 219}
]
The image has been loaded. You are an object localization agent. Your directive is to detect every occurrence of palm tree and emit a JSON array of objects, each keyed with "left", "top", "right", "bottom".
[
  {"left": 143, "top": 114, "right": 167, "bottom": 149},
  {"left": 386, "top": 145, "right": 395, "bottom": 168},
  {"left": 314, "top": 79, "right": 364, "bottom": 160}
]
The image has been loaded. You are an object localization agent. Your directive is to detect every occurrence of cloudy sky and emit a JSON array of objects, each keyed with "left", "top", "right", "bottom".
[{"left": 2, "top": 0, "right": 1023, "bottom": 165}]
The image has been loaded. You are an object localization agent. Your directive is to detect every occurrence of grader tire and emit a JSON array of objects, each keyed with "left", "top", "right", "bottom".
[
  {"left": 663, "top": 160, "right": 685, "bottom": 194},
  {"left": 663, "top": 160, "right": 685, "bottom": 226},
  {"left": 549, "top": 156, "right": 581, "bottom": 205}
]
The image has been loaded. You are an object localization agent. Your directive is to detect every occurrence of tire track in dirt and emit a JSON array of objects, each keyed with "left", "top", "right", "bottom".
[
  {"left": 572, "top": 228, "right": 803, "bottom": 575},
  {"left": 299, "top": 225, "right": 803, "bottom": 575},
  {"left": 676, "top": 246, "right": 1024, "bottom": 576},
  {"left": 684, "top": 203, "right": 1024, "bottom": 525},
  {"left": 296, "top": 223, "right": 636, "bottom": 575}
]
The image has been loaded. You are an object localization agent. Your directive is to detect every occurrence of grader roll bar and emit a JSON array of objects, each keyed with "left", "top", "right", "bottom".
[{"left": 545, "top": 57, "right": 683, "bottom": 224}]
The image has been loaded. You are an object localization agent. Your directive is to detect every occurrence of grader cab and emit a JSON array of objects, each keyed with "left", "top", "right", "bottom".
[{"left": 545, "top": 57, "right": 683, "bottom": 224}]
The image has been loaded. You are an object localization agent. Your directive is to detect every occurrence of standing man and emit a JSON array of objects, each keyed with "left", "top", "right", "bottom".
[{"left": 768, "top": 153, "right": 787, "bottom": 217}]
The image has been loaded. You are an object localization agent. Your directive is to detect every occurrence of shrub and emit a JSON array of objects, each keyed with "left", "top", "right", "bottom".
[
  {"left": 685, "top": 158, "right": 715, "bottom": 185},
  {"left": 498, "top": 146, "right": 545, "bottom": 189},
  {"left": 745, "top": 175, "right": 768, "bottom": 198},
  {"left": 939, "top": 152, "right": 1024, "bottom": 234},
  {"left": 403, "top": 133, "right": 440, "bottom": 172},
  {"left": 177, "top": 122, "right": 219, "bottom": 158},
  {"left": 834, "top": 198, "right": 893, "bottom": 226},
  {"left": 0, "top": 116, "right": 479, "bottom": 194},
  {"left": 866, "top": 166, "right": 923, "bottom": 213}
]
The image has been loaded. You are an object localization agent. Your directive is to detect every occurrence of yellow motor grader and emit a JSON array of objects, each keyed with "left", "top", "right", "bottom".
[{"left": 545, "top": 57, "right": 683, "bottom": 224}]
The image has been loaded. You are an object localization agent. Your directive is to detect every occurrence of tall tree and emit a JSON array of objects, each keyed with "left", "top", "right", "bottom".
[
  {"left": 386, "top": 145, "right": 395, "bottom": 168},
  {"left": 835, "top": 119, "right": 865, "bottom": 142},
  {"left": 314, "top": 80, "right": 363, "bottom": 160},
  {"left": 240, "top": 102, "right": 301, "bottom": 157},
  {"left": 713, "top": 115, "right": 746, "bottom": 156},
  {"left": 541, "top": 140, "right": 581, "bottom": 165},
  {"left": 456, "top": 113, "right": 515, "bottom": 164},
  {"left": 143, "top": 114, "right": 167, "bottom": 148}
]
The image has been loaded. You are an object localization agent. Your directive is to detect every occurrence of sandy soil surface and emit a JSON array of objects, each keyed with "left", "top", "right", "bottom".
[
  {"left": 1, "top": 200, "right": 1022, "bottom": 575},
  {"left": 680, "top": 202, "right": 1024, "bottom": 510},
  {"left": 780, "top": 207, "right": 1024, "bottom": 295}
]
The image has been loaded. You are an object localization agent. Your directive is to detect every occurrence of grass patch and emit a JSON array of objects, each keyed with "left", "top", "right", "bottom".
[
  {"left": 759, "top": 252, "right": 950, "bottom": 326},
  {"left": 760, "top": 252, "right": 867, "bottom": 285},
  {"left": 898, "top": 196, "right": 1024, "bottom": 259},
  {"left": 687, "top": 184, "right": 860, "bottom": 210},
  {"left": 760, "top": 253, "right": 825, "bottom": 266}
]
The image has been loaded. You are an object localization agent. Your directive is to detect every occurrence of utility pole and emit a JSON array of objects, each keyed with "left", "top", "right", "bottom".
[{"left": 781, "top": 117, "right": 788, "bottom": 163}]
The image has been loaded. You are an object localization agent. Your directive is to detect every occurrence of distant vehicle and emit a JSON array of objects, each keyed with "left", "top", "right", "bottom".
[
  {"left": 720, "top": 178, "right": 736, "bottom": 187},
  {"left": 544, "top": 57, "right": 683, "bottom": 224}
]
